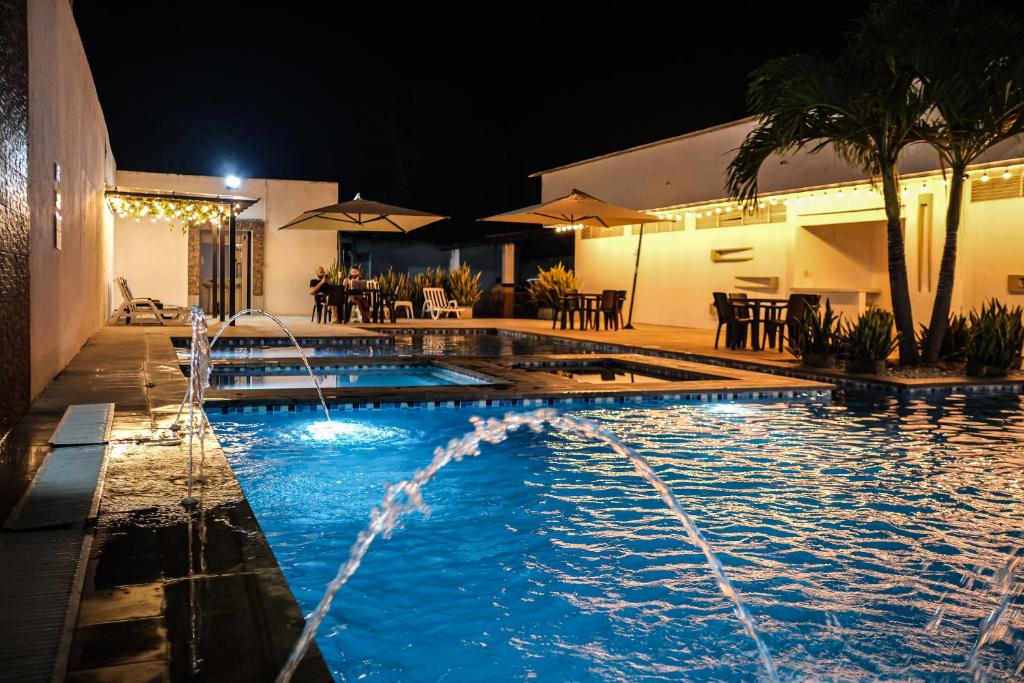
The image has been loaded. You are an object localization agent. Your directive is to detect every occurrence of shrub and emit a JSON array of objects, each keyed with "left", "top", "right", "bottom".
[
  {"left": 965, "top": 300, "right": 1024, "bottom": 372},
  {"left": 843, "top": 307, "right": 899, "bottom": 362},
  {"left": 376, "top": 267, "right": 414, "bottom": 301},
  {"left": 411, "top": 266, "right": 447, "bottom": 309},
  {"left": 527, "top": 262, "right": 581, "bottom": 309},
  {"left": 916, "top": 313, "right": 969, "bottom": 361},
  {"left": 789, "top": 298, "right": 843, "bottom": 359},
  {"left": 446, "top": 264, "right": 482, "bottom": 307}
]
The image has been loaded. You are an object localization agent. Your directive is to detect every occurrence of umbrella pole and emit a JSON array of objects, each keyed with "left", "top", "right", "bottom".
[
  {"left": 624, "top": 224, "right": 644, "bottom": 329},
  {"left": 336, "top": 231, "right": 343, "bottom": 274}
]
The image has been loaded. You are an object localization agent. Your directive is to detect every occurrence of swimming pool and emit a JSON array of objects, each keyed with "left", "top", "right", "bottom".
[
  {"left": 177, "top": 331, "right": 590, "bottom": 360},
  {"left": 206, "top": 364, "right": 492, "bottom": 390},
  {"left": 211, "top": 393, "right": 1024, "bottom": 681}
]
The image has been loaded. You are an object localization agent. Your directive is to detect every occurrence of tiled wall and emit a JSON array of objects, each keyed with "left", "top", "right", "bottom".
[{"left": 0, "top": 0, "right": 30, "bottom": 436}]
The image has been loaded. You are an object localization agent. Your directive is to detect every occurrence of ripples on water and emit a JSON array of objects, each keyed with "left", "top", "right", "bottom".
[{"left": 211, "top": 392, "right": 1024, "bottom": 681}]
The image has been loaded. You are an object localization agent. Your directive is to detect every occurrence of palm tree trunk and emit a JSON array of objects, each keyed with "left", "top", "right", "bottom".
[
  {"left": 922, "top": 170, "right": 965, "bottom": 364},
  {"left": 881, "top": 166, "right": 920, "bottom": 365}
]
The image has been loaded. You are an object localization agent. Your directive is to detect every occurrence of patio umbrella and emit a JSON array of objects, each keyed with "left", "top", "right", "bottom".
[
  {"left": 278, "top": 193, "right": 447, "bottom": 269},
  {"left": 482, "top": 189, "right": 661, "bottom": 328}
]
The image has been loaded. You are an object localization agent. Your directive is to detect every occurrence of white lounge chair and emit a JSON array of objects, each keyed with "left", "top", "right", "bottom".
[
  {"left": 108, "top": 276, "right": 188, "bottom": 325},
  {"left": 421, "top": 287, "right": 461, "bottom": 320}
]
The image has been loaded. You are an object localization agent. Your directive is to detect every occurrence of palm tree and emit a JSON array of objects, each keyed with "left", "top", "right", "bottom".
[
  {"left": 726, "top": 50, "right": 927, "bottom": 364},
  {"left": 861, "top": 0, "right": 1024, "bottom": 364}
]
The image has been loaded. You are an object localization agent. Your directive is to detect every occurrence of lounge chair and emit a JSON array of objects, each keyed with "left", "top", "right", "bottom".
[
  {"left": 421, "top": 287, "right": 461, "bottom": 319},
  {"left": 108, "top": 276, "right": 188, "bottom": 325}
]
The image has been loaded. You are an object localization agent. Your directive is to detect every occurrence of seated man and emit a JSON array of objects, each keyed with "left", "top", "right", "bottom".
[
  {"left": 309, "top": 266, "right": 336, "bottom": 322},
  {"left": 342, "top": 266, "right": 371, "bottom": 322}
]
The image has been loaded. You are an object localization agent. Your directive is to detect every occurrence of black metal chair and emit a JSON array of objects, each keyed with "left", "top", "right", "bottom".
[
  {"left": 554, "top": 290, "right": 583, "bottom": 330},
  {"left": 616, "top": 290, "right": 627, "bottom": 327},
  {"left": 599, "top": 290, "right": 621, "bottom": 330},
  {"left": 762, "top": 294, "right": 819, "bottom": 351},
  {"left": 311, "top": 294, "right": 328, "bottom": 323},
  {"left": 713, "top": 291, "right": 753, "bottom": 349}
]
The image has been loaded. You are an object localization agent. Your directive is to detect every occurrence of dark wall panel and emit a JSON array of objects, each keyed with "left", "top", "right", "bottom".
[{"left": 0, "top": 0, "right": 31, "bottom": 436}]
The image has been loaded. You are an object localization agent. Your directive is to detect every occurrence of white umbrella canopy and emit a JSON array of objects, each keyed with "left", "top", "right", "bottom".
[
  {"left": 278, "top": 193, "right": 448, "bottom": 234},
  {"left": 279, "top": 193, "right": 448, "bottom": 270},
  {"left": 481, "top": 188, "right": 660, "bottom": 228},
  {"left": 483, "top": 189, "right": 662, "bottom": 329}
]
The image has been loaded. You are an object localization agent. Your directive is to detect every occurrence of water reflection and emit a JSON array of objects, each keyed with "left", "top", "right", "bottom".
[{"left": 212, "top": 392, "right": 1024, "bottom": 681}]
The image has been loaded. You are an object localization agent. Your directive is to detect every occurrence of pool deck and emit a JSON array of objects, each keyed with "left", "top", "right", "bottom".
[
  {"left": 3, "top": 315, "right": 1021, "bottom": 680},
  {"left": 1, "top": 324, "right": 332, "bottom": 682}
]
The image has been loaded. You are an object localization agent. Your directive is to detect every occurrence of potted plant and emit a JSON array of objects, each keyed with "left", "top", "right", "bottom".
[
  {"left": 527, "top": 262, "right": 581, "bottom": 320},
  {"left": 446, "top": 264, "right": 482, "bottom": 318},
  {"left": 965, "top": 300, "right": 1024, "bottom": 377},
  {"left": 789, "top": 299, "right": 842, "bottom": 368},
  {"left": 843, "top": 307, "right": 898, "bottom": 375}
]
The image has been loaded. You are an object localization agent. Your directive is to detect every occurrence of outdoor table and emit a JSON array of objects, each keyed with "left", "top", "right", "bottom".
[
  {"left": 740, "top": 297, "right": 789, "bottom": 350},
  {"left": 325, "top": 285, "right": 378, "bottom": 323}
]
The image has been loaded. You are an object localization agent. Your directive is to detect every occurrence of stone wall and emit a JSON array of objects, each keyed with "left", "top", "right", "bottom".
[{"left": 0, "top": 0, "right": 30, "bottom": 436}]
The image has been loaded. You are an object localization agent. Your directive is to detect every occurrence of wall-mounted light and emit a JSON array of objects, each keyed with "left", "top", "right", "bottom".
[{"left": 225, "top": 175, "right": 242, "bottom": 190}]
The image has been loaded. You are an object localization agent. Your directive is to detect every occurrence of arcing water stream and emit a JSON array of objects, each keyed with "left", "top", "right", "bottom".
[{"left": 274, "top": 409, "right": 780, "bottom": 683}]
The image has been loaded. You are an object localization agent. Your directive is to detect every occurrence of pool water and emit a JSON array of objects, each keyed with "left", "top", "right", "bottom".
[
  {"left": 178, "top": 331, "right": 589, "bottom": 360},
  {"left": 211, "top": 393, "right": 1024, "bottom": 681},
  {"left": 208, "top": 365, "right": 490, "bottom": 390}
]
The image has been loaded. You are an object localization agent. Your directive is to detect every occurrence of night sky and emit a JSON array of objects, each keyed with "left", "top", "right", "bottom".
[{"left": 74, "top": 2, "right": 876, "bottom": 241}]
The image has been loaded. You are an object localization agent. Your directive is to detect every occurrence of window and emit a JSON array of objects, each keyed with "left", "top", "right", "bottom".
[
  {"left": 695, "top": 204, "right": 787, "bottom": 228},
  {"left": 971, "top": 172, "right": 1022, "bottom": 202}
]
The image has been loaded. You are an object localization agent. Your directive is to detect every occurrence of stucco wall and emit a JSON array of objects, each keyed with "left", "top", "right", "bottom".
[
  {"left": 113, "top": 172, "right": 337, "bottom": 316},
  {"left": 547, "top": 119, "right": 1024, "bottom": 329},
  {"left": 27, "top": 0, "right": 115, "bottom": 398}
]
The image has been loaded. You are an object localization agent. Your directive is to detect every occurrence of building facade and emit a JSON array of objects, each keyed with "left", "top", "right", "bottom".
[{"left": 535, "top": 118, "right": 1024, "bottom": 329}]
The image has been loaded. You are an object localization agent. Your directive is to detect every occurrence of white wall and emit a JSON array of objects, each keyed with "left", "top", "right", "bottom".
[
  {"left": 28, "top": 0, "right": 116, "bottom": 398},
  {"left": 112, "top": 215, "right": 189, "bottom": 307},
  {"left": 112, "top": 171, "right": 337, "bottom": 315},
  {"left": 263, "top": 179, "right": 337, "bottom": 314}
]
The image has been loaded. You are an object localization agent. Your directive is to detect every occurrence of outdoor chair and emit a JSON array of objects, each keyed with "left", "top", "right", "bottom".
[
  {"left": 599, "top": 290, "right": 621, "bottom": 330},
  {"left": 311, "top": 292, "right": 329, "bottom": 323},
  {"left": 761, "top": 293, "right": 818, "bottom": 351},
  {"left": 109, "top": 276, "right": 188, "bottom": 325},
  {"left": 712, "top": 291, "right": 752, "bottom": 349},
  {"left": 422, "top": 287, "right": 461, "bottom": 319},
  {"left": 394, "top": 300, "right": 414, "bottom": 319},
  {"left": 554, "top": 289, "right": 583, "bottom": 330},
  {"left": 616, "top": 290, "right": 627, "bottom": 327}
]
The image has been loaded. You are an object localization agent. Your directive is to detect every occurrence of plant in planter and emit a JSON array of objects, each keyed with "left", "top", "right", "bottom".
[
  {"left": 965, "top": 300, "right": 1024, "bottom": 377},
  {"left": 843, "top": 307, "right": 899, "bottom": 375},
  {"left": 411, "top": 266, "right": 447, "bottom": 315},
  {"left": 527, "top": 262, "right": 581, "bottom": 319},
  {"left": 788, "top": 299, "right": 842, "bottom": 368},
  {"left": 916, "top": 313, "right": 969, "bottom": 363},
  {"left": 376, "top": 267, "right": 413, "bottom": 301},
  {"left": 446, "top": 264, "right": 482, "bottom": 318}
]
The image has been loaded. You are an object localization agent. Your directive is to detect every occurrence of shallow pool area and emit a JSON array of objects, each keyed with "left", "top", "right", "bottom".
[
  {"left": 206, "top": 363, "right": 492, "bottom": 390},
  {"left": 176, "top": 330, "right": 592, "bottom": 360},
  {"left": 211, "top": 392, "right": 1024, "bottom": 681}
]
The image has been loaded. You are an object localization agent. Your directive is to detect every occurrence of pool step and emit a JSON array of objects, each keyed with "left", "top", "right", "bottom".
[{"left": 0, "top": 403, "right": 113, "bottom": 682}]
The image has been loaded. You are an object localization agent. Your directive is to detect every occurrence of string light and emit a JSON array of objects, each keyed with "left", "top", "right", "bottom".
[
  {"left": 648, "top": 164, "right": 1018, "bottom": 223},
  {"left": 554, "top": 223, "right": 584, "bottom": 233},
  {"left": 106, "top": 194, "right": 229, "bottom": 233}
]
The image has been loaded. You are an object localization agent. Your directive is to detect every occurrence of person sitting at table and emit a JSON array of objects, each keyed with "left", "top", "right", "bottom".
[
  {"left": 309, "top": 266, "right": 335, "bottom": 322},
  {"left": 342, "top": 266, "right": 371, "bottom": 322}
]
